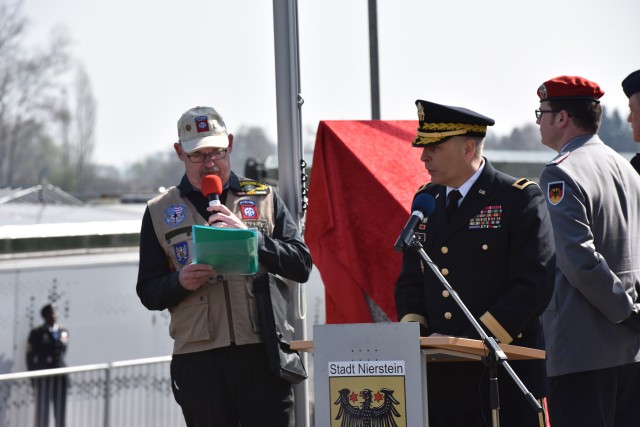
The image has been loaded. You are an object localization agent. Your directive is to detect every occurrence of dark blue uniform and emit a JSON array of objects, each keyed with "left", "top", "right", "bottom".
[
  {"left": 27, "top": 323, "right": 69, "bottom": 427},
  {"left": 395, "top": 159, "right": 555, "bottom": 427},
  {"left": 630, "top": 153, "right": 640, "bottom": 174}
]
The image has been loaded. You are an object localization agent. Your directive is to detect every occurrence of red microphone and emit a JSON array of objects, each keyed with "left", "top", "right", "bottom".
[{"left": 201, "top": 174, "right": 222, "bottom": 207}]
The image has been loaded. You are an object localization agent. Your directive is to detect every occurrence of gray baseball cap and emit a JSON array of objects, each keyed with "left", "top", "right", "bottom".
[{"left": 177, "top": 106, "right": 229, "bottom": 153}]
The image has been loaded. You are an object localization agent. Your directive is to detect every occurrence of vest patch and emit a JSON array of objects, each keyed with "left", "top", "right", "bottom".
[
  {"left": 244, "top": 220, "right": 268, "bottom": 234},
  {"left": 163, "top": 204, "right": 187, "bottom": 226},
  {"left": 239, "top": 200, "right": 259, "bottom": 219},
  {"left": 236, "top": 180, "right": 270, "bottom": 196},
  {"left": 164, "top": 226, "right": 192, "bottom": 244},
  {"left": 173, "top": 242, "right": 189, "bottom": 266}
]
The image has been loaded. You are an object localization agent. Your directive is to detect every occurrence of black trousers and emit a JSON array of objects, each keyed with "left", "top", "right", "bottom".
[
  {"left": 33, "top": 375, "right": 68, "bottom": 427},
  {"left": 428, "top": 398, "right": 548, "bottom": 427},
  {"left": 170, "top": 344, "right": 294, "bottom": 427},
  {"left": 548, "top": 361, "right": 640, "bottom": 427}
]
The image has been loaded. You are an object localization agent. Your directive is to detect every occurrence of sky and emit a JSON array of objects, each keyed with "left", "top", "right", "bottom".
[{"left": 20, "top": 0, "right": 640, "bottom": 168}]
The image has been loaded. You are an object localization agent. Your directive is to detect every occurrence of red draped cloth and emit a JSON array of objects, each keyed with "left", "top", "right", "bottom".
[{"left": 305, "top": 120, "right": 430, "bottom": 323}]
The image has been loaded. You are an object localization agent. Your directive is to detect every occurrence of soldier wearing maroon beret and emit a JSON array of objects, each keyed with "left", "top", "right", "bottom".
[
  {"left": 536, "top": 75, "right": 640, "bottom": 427},
  {"left": 622, "top": 69, "right": 640, "bottom": 173}
]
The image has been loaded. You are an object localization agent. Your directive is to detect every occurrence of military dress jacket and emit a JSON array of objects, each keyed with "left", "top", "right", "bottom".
[
  {"left": 539, "top": 134, "right": 640, "bottom": 377},
  {"left": 395, "top": 159, "right": 555, "bottom": 408}
]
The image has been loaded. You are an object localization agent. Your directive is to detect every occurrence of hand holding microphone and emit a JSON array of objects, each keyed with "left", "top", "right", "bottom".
[{"left": 200, "top": 174, "right": 248, "bottom": 229}]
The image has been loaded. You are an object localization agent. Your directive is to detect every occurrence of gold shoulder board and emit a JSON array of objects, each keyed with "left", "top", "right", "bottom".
[
  {"left": 512, "top": 178, "right": 536, "bottom": 190},
  {"left": 415, "top": 182, "right": 430, "bottom": 195}
]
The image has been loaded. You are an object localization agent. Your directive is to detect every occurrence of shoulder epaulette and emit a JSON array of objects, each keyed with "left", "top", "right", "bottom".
[
  {"left": 415, "top": 182, "right": 431, "bottom": 195},
  {"left": 546, "top": 151, "right": 571, "bottom": 167},
  {"left": 236, "top": 179, "right": 271, "bottom": 196},
  {"left": 417, "top": 182, "right": 429, "bottom": 192},
  {"left": 512, "top": 178, "right": 537, "bottom": 190}
]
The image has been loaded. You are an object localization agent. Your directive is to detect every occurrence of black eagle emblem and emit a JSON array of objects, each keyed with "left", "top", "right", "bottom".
[{"left": 334, "top": 387, "right": 401, "bottom": 427}]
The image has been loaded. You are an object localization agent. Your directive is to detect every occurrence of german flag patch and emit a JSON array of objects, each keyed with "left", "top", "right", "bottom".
[{"left": 547, "top": 181, "right": 564, "bottom": 205}]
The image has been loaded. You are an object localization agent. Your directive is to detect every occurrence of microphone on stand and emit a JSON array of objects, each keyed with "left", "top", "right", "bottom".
[
  {"left": 201, "top": 174, "right": 223, "bottom": 207},
  {"left": 394, "top": 193, "right": 436, "bottom": 252}
]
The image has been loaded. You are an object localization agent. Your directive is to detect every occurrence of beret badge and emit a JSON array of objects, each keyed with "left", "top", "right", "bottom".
[
  {"left": 538, "top": 84, "right": 548, "bottom": 100},
  {"left": 417, "top": 103, "right": 425, "bottom": 122}
]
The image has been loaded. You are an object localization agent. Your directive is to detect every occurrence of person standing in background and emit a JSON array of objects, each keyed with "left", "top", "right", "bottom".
[
  {"left": 27, "top": 304, "right": 69, "bottom": 427},
  {"left": 621, "top": 69, "right": 640, "bottom": 173},
  {"left": 536, "top": 75, "right": 640, "bottom": 427}
]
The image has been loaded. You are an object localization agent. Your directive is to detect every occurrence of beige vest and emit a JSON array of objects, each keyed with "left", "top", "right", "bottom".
[{"left": 147, "top": 179, "right": 275, "bottom": 354}]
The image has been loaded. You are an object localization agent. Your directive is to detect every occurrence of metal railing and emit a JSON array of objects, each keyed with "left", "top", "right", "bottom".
[{"left": 0, "top": 356, "right": 185, "bottom": 427}]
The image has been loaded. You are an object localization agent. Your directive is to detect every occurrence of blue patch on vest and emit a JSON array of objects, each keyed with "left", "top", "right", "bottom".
[
  {"left": 164, "top": 204, "right": 187, "bottom": 226},
  {"left": 173, "top": 242, "right": 189, "bottom": 265}
]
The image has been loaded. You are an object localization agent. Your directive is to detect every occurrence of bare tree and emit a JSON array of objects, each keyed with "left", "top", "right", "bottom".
[
  {"left": 0, "top": 1, "right": 26, "bottom": 185},
  {"left": 73, "top": 64, "right": 96, "bottom": 190},
  {"left": 0, "top": 1, "right": 70, "bottom": 186}
]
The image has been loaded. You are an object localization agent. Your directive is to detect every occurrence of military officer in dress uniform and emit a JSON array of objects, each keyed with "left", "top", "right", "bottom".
[
  {"left": 537, "top": 76, "right": 640, "bottom": 427},
  {"left": 395, "top": 100, "right": 555, "bottom": 427},
  {"left": 622, "top": 69, "right": 640, "bottom": 173},
  {"left": 26, "top": 304, "right": 69, "bottom": 427}
]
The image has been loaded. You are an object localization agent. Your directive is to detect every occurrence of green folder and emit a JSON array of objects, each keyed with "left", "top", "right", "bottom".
[{"left": 192, "top": 225, "right": 258, "bottom": 275}]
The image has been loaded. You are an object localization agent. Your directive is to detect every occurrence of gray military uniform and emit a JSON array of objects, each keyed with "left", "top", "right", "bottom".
[{"left": 539, "top": 134, "right": 640, "bottom": 377}]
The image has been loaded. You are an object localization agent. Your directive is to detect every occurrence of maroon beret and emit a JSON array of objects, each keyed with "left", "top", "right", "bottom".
[{"left": 537, "top": 76, "right": 605, "bottom": 102}]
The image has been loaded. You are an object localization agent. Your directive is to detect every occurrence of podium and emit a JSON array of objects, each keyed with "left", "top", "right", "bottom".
[{"left": 292, "top": 323, "right": 544, "bottom": 427}]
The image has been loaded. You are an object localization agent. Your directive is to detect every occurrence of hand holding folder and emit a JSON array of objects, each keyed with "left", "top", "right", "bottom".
[{"left": 192, "top": 225, "right": 258, "bottom": 274}]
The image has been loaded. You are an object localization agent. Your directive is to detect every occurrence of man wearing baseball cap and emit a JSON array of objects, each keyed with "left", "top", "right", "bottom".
[
  {"left": 622, "top": 69, "right": 640, "bottom": 173},
  {"left": 136, "top": 106, "right": 312, "bottom": 426},
  {"left": 536, "top": 76, "right": 640, "bottom": 427}
]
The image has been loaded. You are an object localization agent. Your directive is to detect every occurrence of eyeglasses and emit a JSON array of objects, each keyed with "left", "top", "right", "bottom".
[
  {"left": 535, "top": 109, "right": 561, "bottom": 119},
  {"left": 186, "top": 149, "right": 227, "bottom": 163}
]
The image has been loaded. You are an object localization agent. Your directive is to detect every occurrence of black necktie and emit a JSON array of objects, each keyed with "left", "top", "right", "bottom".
[{"left": 446, "top": 190, "right": 462, "bottom": 221}]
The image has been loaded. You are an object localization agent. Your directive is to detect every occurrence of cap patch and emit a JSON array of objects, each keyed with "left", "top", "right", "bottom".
[
  {"left": 163, "top": 204, "right": 187, "bottom": 226},
  {"left": 538, "top": 84, "right": 548, "bottom": 100},
  {"left": 195, "top": 116, "right": 210, "bottom": 133},
  {"left": 547, "top": 181, "right": 565, "bottom": 205}
]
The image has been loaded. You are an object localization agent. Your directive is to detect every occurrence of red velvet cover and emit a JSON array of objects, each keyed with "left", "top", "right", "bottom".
[{"left": 305, "top": 120, "right": 430, "bottom": 323}]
